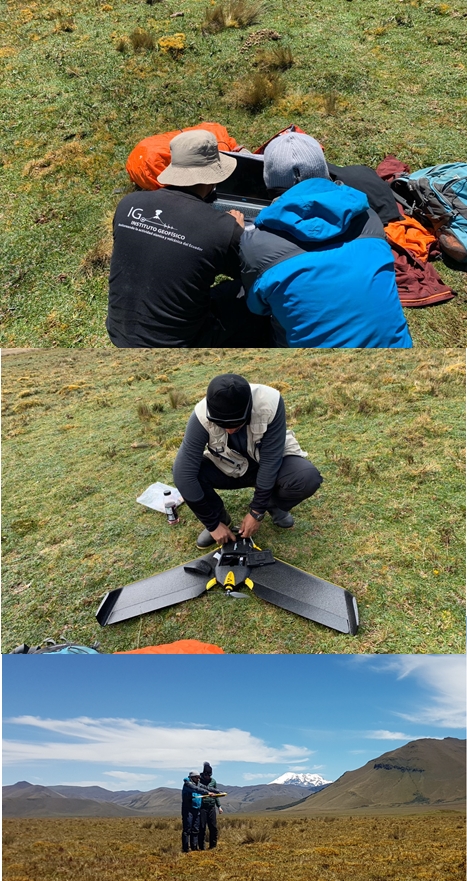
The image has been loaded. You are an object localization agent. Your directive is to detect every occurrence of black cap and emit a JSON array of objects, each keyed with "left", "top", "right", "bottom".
[
  {"left": 203, "top": 762, "right": 213, "bottom": 775},
  {"left": 206, "top": 374, "right": 252, "bottom": 428}
]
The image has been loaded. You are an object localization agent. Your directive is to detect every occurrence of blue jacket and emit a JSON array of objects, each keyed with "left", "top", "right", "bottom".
[
  {"left": 240, "top": 178, "right": 412, "bottom": 348},
  {"left": 181, "top": 777, "right": 219, "bottom": 812}
]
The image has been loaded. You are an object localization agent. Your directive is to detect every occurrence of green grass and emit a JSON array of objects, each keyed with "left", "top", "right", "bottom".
[
  {"left": 2, "top": 348, "right": 465, "bottom": 653},
  {"left": 1, "top": 0, "right": 467, "bottom": 346}
]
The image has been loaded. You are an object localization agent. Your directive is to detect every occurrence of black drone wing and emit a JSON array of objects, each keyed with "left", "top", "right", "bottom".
[
  {"left": 252, "top": 559, "right": 359, "bottom": 635},
  {"left": 96, "top": 551, "right": 214, "bottom": 626}
]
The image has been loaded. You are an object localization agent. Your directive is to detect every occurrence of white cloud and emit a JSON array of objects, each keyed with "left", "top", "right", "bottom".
[
  {"left": 356, "top": 655, "right": 466, "bottom": 729},
  {"left": 391, "top": 656, "right": 466, "bottom": 728},
  {"left": 103, "top": 771, "right": 158, "bottom": 782},
  {"left": 364, "top": 730, "right": 425, "bottom": 741},
  {"left": 3, "top": 717, "right": 310, "bottom": 769},
  {"left": 243, "top": 773, "right": 277, "bottom": 781},
  {"left": 43, "top": 779, "right": 149, "bottom": 791}
]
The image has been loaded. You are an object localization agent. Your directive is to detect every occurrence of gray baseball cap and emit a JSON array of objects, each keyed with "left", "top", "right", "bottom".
[{"left": 157, "top": 130, "right": 237, "bottom": 186}]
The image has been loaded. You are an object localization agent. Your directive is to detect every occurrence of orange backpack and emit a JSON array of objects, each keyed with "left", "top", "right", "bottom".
[{"left": 126, "top": 122, "right": 239, "bottom": 190}]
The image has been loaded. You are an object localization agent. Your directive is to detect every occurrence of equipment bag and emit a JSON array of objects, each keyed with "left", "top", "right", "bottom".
[
  {"left": 390, "top": 163, "right": 467, "bottom": 263},
  {"left": 10, "top": 641, "right": 101, "bottom": 654}
]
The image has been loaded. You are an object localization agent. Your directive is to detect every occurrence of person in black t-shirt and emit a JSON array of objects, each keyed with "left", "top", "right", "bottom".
[{"left": 107, "top": 130, "right": 270, "bottom": 348}]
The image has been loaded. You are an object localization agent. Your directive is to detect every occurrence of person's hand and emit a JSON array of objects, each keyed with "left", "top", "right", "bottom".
[
  {"left": 228, "top": 209, "right": 245, "bottom": 228},
  {"left": 218, "top": 807, "right": 223, "bottom": 814},
  {"left": 210, "top": 522, "right": 236, "bottom": 545},
  {"left": 238, "top": 513, "right": 261, "bottom": 539}
]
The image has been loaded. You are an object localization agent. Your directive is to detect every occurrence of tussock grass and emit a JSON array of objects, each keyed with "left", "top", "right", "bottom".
[
  {"left": 129, "top": 28, "right": 155, "bottom": 52},
  {"left": 2, "top": 814, "right": 465, "bottom": 881},
  {"left": 240, "top": 825, "right": 272, "bottom": 843},
  {"left": 168, "top": 389, "right": 187, "bottom": 409},
  {"left": 256, "top": 43, "right": 293, "bottom": 70},
  {"left": 202, "top": 3, "right": 229, "bottom": 34},
  {"left": 137, "top": 402, "right": 153, "bottom": 422},
  {"left": 202, "top": 0, "right": 263, "bottom": 33},
  {"left": 1, "top": 349, "right": 464, "bottom": 655},
  {"left": 232, "top": 71, "right": 284, "bottom": 111}
]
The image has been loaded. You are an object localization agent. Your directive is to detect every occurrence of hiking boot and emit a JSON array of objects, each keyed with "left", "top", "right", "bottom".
[
  {"left": 196, "top": 512, "right": 232, "bottom": 549},
  {"left": 268, "top": 506, "right": 294, "bottom": 528}
]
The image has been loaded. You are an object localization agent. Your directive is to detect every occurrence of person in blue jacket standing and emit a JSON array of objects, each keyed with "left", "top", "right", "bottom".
[
  {"left": 181, "top": 771, "right": 221, "bottom": 853},
  {"left": 240, "top": 133, "right": 412, "bottom": 348}
]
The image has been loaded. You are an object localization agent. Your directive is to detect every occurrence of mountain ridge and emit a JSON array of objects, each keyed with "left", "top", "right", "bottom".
[{"left": 3, "top": 738, "right": 465, "bottom": 818}]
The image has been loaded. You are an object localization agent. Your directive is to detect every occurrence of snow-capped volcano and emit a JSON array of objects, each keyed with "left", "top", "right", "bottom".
[{"left": 269, "top": 773, "right": 332, "bottom": 790}]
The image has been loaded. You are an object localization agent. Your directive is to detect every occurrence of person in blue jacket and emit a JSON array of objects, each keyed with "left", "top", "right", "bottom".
[
  {"left": 239, "top": 133, "right": 413, "bottom": 348},
  {"left": 181, "top": 771, "right": 221, "bottom": 852}
]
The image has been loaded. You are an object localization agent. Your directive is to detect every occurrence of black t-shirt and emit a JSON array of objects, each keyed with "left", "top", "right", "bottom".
[{"left": 107, "top": 188, "right": 242, "bottom": 347}]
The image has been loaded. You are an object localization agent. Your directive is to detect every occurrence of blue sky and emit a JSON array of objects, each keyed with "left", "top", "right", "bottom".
[{"left": 2, "top": 654, "right": 465, "bottom": 790}]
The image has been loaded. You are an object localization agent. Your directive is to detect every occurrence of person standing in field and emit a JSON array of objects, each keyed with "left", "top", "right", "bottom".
[
  {"left": 199, "top": 762, "right": 223, "bottom": 850},
  {"left": 181, "top": 771, "right": 221, "bottom": 852}
]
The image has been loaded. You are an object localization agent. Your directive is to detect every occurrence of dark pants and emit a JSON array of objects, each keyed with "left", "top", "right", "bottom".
[
  {"left": 199, "top": 804, "right": 218, "bottom": 850},
  {"left": 182, "top": 807, "right": 200, "bottom": 852},
  {"left": 187, "top": 455, "right": 323, "bottom": 524}
]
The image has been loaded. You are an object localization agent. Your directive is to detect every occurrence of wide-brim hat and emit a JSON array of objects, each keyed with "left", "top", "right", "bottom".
[{"left": 157, "top": 130, "right": 237, "bottom": 186}]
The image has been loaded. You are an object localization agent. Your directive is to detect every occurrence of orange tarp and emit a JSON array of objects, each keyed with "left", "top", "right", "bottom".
[{"left": 114, "top": 639, "right": 224, "bottom": 654}]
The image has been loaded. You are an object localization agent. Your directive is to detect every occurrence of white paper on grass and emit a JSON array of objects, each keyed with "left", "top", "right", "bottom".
[{"left": 136, "top": 482, "right": 184, "bottom": 513}]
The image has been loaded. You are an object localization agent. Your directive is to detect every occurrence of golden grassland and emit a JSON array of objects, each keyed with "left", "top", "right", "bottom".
[{"left": 3, "top": 813, "right": 466, "bottom": 881}]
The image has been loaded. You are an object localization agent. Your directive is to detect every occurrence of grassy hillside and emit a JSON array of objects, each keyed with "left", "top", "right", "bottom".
[
  {"left": 1, "top": 0, "right": 467, "bottom": 346},
  {"left": 284, "top": 739, "right": 466, "bottom": 813},
  {"left": 2, "top": 348, "right": 465, "bottom": 653},
  {"left": 2, "top": 813, "right": 466, "bottom": 881}
]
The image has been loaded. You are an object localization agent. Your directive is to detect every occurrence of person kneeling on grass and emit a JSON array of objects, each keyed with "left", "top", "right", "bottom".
[
  {"left": 172, "top": 372, "right": 323, "bottom": 549},
  {"left": 107, "top": 130, "right": 270, "bottom": 348},
  {"left": 181, "top": 771, "right": 221, "bottom": 853},
  {"left": 240, "top": 132, "right": 413, "bottom": 349}
]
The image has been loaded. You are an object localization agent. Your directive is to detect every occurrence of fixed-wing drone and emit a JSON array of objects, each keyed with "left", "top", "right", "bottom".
[{"left": 96, "top": 536, "right": 359, "bottom": 635}]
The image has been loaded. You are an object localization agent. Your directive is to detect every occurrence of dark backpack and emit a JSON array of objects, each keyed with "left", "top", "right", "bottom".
[{"left": 390, "top": 163, "right": 467, "bottom": 263}]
